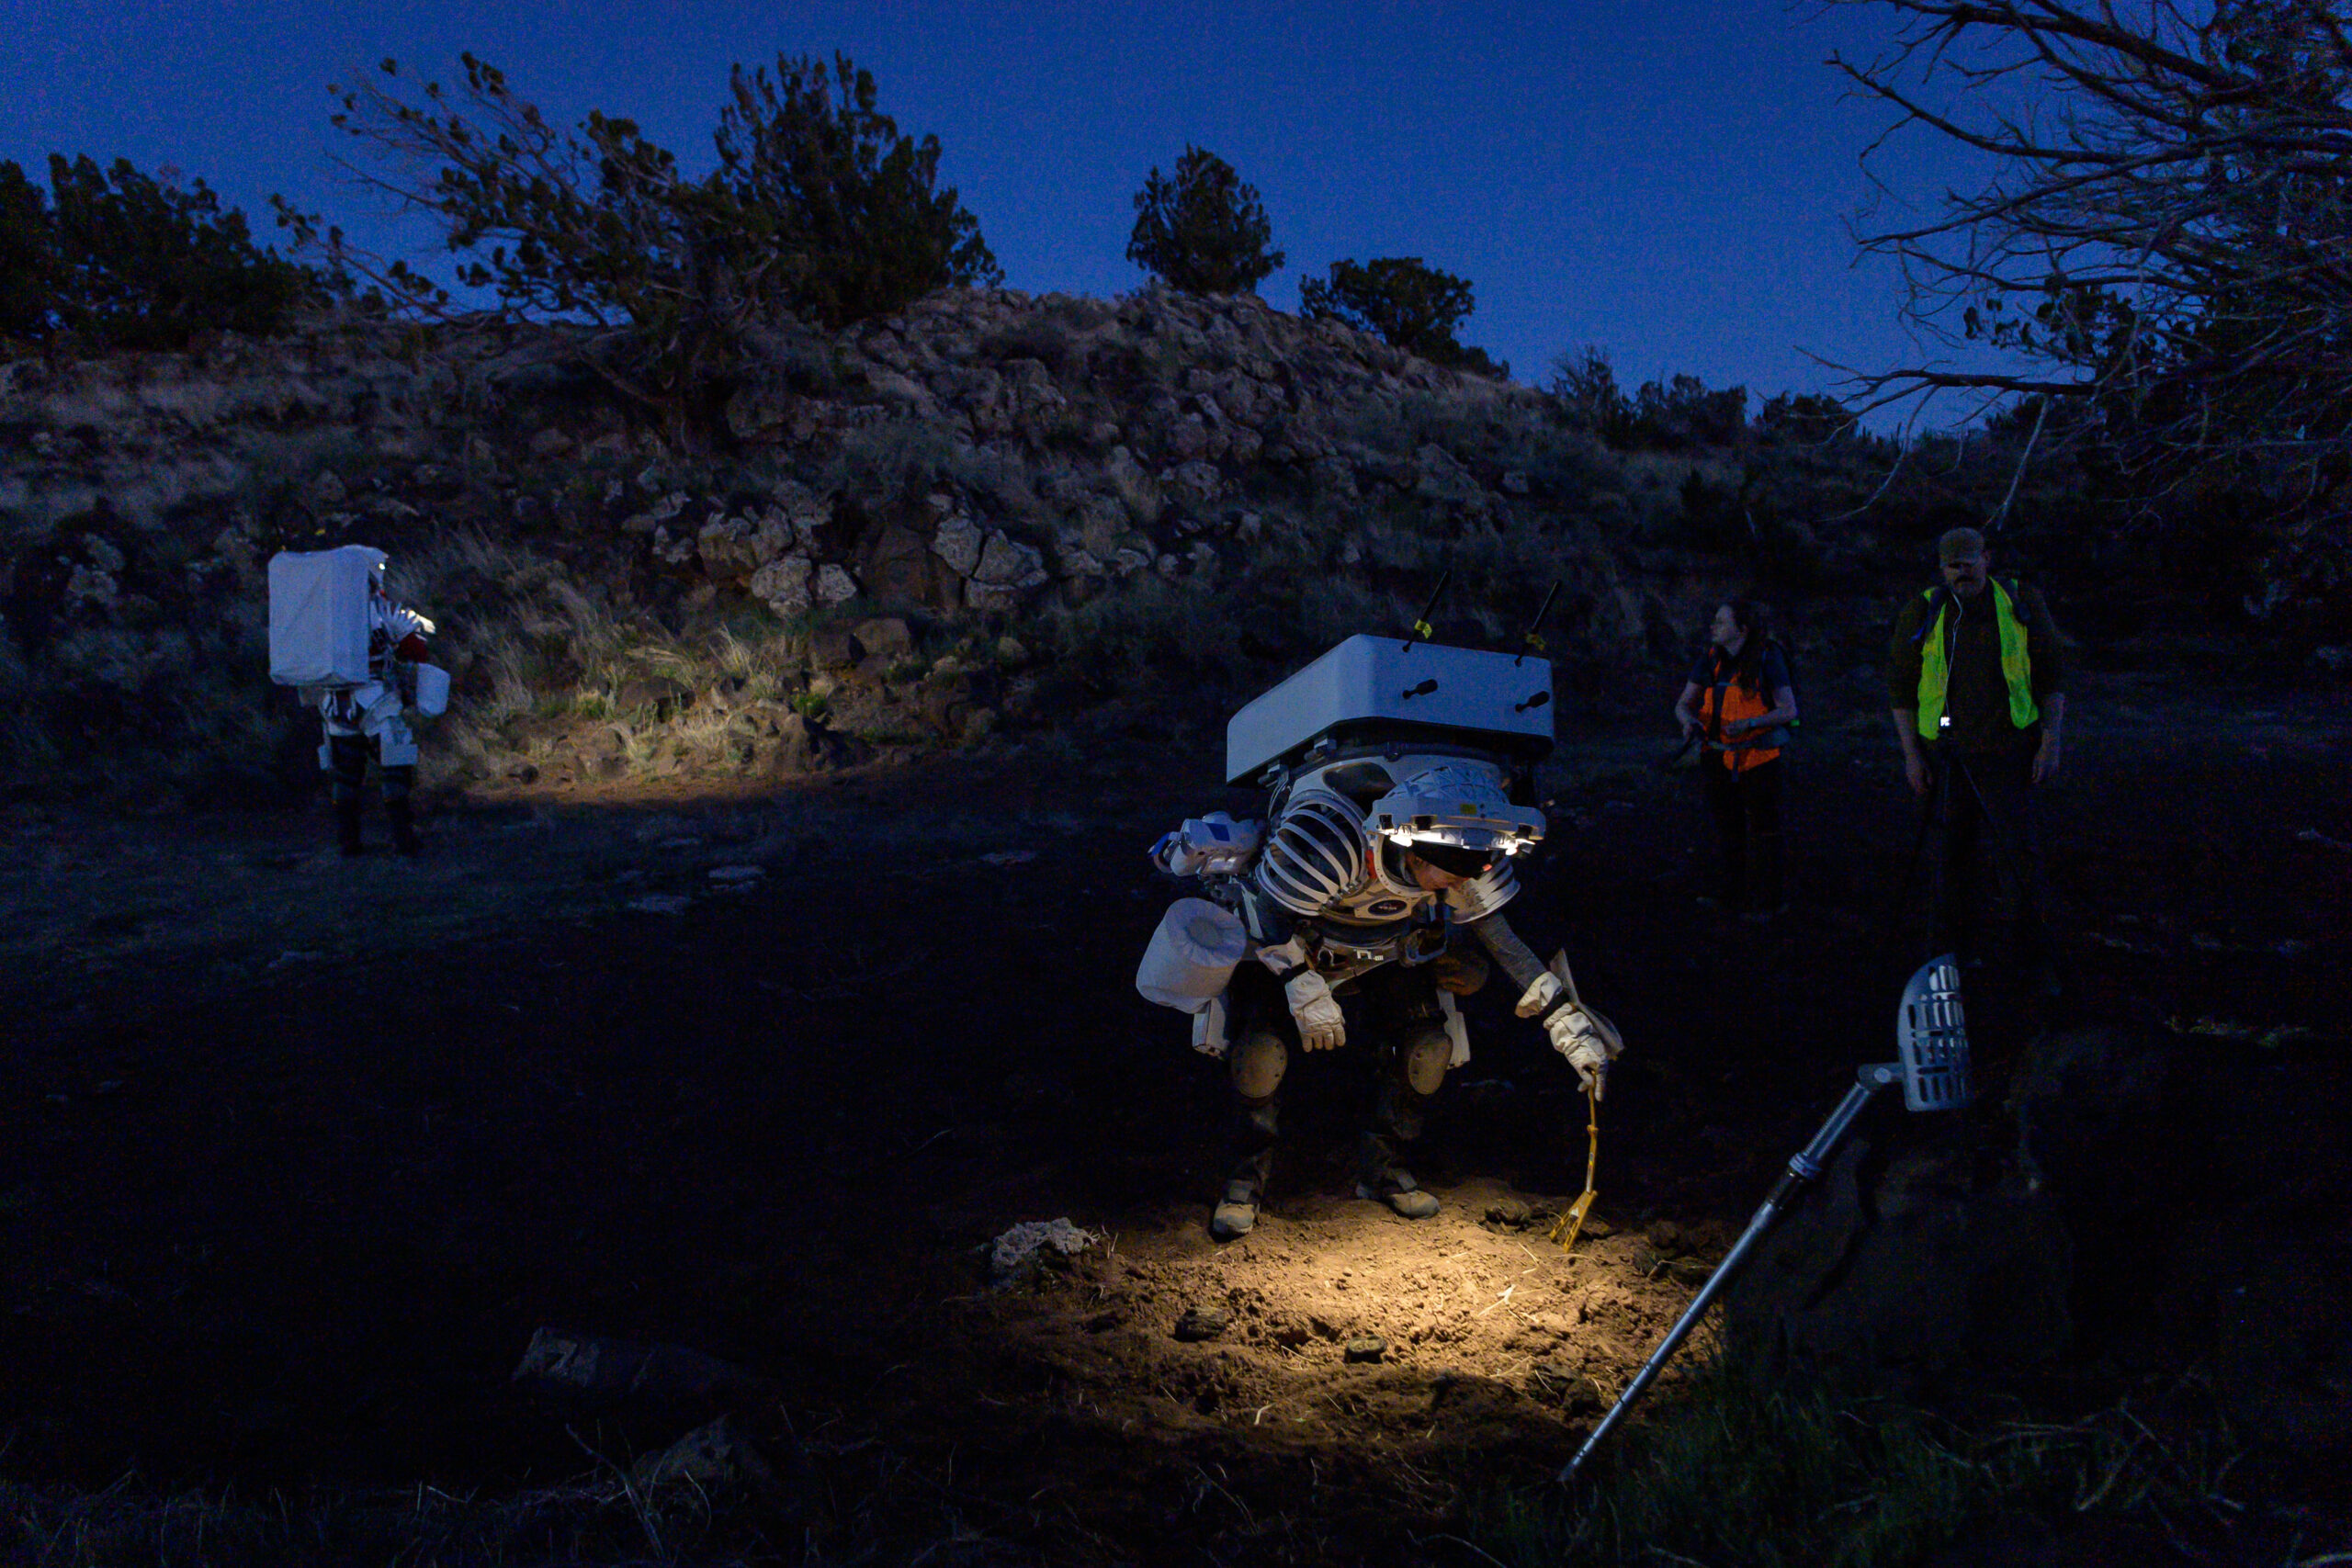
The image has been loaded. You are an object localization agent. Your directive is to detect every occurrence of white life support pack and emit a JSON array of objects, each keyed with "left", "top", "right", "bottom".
[
  {"left": 1136, "top": 897, "right": 1248, "bottom": 1014},
  {"left": 267, "top": 547, "right": 380, "bottom": 687}
]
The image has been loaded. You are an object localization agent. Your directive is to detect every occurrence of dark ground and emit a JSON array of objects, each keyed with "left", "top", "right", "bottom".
[{"left": 1, "top": 657, "right": 2346, "bottom": 1563}]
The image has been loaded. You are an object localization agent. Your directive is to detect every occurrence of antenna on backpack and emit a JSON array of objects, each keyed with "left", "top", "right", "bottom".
[
  {"left": 1402, "top": 570, "right": 1452, "bottom": 650},
  {"left": 1515, "top": 581, "right": 1561, "bottom": 666}
]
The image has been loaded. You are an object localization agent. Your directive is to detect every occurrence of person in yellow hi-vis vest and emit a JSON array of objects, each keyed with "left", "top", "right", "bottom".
[{"left": 1887, "top": 526, "right": 2068, "bottom": 994}]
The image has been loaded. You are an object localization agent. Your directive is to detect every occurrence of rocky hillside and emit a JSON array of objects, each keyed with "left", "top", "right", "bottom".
[{"left": 0, "top": 286, "right": 1899, "bottom": 805}]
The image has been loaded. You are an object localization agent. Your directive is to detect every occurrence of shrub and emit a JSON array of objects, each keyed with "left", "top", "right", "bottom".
[
  {"left": 1550, "top": 345, "right": 1633, "bottom": 444},
  {"left": 1631, "top": 372, "right": 1748, "bottom": 450},
  {"left": 1125, "top": 146, "right": 1283, "bottom": 296},
  {"left": 0, "top": 154, "right": 331, "bottom": 349},
  {"left": 710, "top": 54, "right": 1001, "bottom": 327},
  {"left": 303, "top": 52, "right": 1001, "bottom": 422},
  {"left": 1300, "top": 256, "right": 1505, "bottom": 376}
]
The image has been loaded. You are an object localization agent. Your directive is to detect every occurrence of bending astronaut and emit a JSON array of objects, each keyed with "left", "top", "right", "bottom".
[
  {"left": 318, "top": 557, "right": 435, "bottom": 857},
  {"left": 1152, "top": 753, "right": 1623, "bottom": 1240}
]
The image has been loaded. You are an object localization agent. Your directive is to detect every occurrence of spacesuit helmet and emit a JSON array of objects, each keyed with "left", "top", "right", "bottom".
[{"left": 1365, "top": 762, "right": 1545, "bottom": 866}]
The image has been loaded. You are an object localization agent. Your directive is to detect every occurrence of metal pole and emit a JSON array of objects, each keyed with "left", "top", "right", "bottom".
[{"left": 1557, "top": 1068, "right": 1896, "bottom": 1483}]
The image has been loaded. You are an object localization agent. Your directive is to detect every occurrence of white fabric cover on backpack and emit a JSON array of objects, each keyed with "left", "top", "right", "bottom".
[
  {"left": 410, "top": 662, "right": 451, "bottom": 716},
  {"left": 1136, "top": 897, "right": 1249, "bottom": 1013},
  {"left": 268, "top": 547, "right": 380, "bottom": 687}
]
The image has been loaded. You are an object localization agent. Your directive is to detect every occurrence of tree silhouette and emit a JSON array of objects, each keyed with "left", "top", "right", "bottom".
[
  {"left": 1125, "top": 146, "right": 1283, "bottom": 296},
  {"left": 1300, "top": 256, "right": 1505, "bottom": 375}
]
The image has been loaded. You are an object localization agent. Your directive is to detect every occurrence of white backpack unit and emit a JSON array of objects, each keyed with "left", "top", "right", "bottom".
[
  {"left": 267, "top": 547, "right": 381, "bottom": 688},
  {"left": 1224, "top": 632, "right": 1555, "bottom": 785}
]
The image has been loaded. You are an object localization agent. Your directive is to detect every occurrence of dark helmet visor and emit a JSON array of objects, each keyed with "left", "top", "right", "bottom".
[{"left": 1408, "top": 839, "right": 1496, "bottom": 878}]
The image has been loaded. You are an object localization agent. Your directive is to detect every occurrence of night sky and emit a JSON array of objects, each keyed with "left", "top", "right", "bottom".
[{"left": 4, "top": 1, "right": 2009, "bottom": 419}]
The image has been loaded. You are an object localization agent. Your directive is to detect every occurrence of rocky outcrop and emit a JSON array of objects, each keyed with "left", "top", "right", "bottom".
[{"left": 0, "top": 286, "right": 1709, "bottom": 795}]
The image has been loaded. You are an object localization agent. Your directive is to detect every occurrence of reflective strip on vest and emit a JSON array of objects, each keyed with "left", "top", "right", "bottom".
[{"left": 1916, "top": 580, "right": 2039, "bottom": 739}]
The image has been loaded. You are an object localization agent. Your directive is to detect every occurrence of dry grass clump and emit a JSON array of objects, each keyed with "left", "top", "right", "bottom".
[{"left": 1466, "top": 1368, "right": 2296, "bottom": 1568}]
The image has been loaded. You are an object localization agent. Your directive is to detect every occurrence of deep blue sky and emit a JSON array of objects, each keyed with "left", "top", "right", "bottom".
[{"left": 3, "top": 2, "right": 2006, "bottom": 419}]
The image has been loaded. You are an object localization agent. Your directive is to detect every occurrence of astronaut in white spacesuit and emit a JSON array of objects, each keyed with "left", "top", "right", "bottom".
[
  {"left": 1156, "top": 755, "right": 1623, "bottom": 1240},
  {"left": 318, "top": 561, "right": 435, "bottom": 857}
]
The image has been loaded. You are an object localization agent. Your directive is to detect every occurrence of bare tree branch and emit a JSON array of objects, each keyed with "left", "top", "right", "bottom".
[{"left": 1827, "top": 0, "right": 2352, "bottom": 525}]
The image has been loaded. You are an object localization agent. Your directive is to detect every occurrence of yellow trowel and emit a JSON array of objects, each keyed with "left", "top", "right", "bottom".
[
  {"left": 1541, "top": 950, "right": 1604, "bottom": 1254},
  {"left": 1550, "top": 1086, "right": 1600, "bottom": 1253}
]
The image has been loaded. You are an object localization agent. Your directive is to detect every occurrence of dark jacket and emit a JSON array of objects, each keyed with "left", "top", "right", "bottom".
[{"left": 1887, "top": 579, "right": 2065, "bottom": 753}]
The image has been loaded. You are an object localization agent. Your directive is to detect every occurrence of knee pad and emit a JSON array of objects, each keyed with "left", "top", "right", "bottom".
[
  {"left": 1401, "top": 1027, "right": 1451, "bottom": 1098},
  {"left": 1229, "top": 1029, "right": 1288, "bottom": 1101}
]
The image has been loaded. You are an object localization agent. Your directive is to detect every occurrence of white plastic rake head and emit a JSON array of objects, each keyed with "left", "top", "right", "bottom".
[{"left": 1892, "top": 953, "right": 1974, "bottom": 1111}]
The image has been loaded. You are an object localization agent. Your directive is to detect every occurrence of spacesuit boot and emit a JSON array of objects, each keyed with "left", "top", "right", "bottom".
[
  {"left": 1355, "top": 1128, "right": 1440, "bottom": 1219},
  {"left": 1355, "top": 1034, "right": 1446, "bottom": 1220},
  {"left": 1212, "top": 1147, "right": 1273, "bottom": 1242},
  {"left": 1211, "top": 1092, "right": 1280, "bottom": 1242}
]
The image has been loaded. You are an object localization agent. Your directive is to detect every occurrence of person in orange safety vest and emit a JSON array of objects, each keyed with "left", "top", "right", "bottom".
[{"left": 1674, "top": 600, "right": 1798, "bottom": 920}]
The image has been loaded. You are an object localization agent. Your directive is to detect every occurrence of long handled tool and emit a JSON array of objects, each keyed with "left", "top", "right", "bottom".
[
  {"left": 1557, "top": 954, "right": 1974, "bottom": 1483},
  {"left": 1539, "top": 950, "right": 1615, "bottom": 1255},
  {"left": 1549, "top": 1086, "right": 1600, "bottom": 1253}
]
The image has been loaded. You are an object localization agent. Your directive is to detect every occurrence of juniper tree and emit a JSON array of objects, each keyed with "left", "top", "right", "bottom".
[
  {"left": 298, "top": 52, "right": 1001, "bottom": 418},
  {"left": 1125, "top": 146, "right": 1283, "bottom": 296},
  {"left": 1, "top": 156, "right": 323, "bottom": 349},
  {"left": 1299, "top": 256, "right": 1505, "bottom": 376}
]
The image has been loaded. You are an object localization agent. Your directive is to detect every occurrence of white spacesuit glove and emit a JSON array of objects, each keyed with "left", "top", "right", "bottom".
[
  {"left": 1515, "top": 971, "right": 1626, "bottom": 1100},
  {"left": 1261, "top": 939, "right": 1345, "bottom": 1052}
]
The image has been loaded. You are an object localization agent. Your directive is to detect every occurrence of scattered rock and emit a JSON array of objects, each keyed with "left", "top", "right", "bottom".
[
  {"left": 814, "top": 563, "right": 859, "bottom": 605},
  {"left": 616, "top": 676, "right": 693, "bottom": 716},
  {"left": 749, "top": 553, "right": 814, "bottom": 617},
  {"left": 1483, "top": 1198, "right": 1545, "bottom": 1231},
  {"left": 628, "top": 1414, "right": 777, "bottom": 1492},
  {"left": 808, "top": 625, "right": 863, "bottom": 671},
  {"left": 511, "top": 1327, "right": 764, "bottom": 1404},
  {"left": 1172, "top": 1303, "right": 1230, "bottom": 1342},
  {"left": 853, "top": 616, "right": 913, "bottom": 660},
  {"left": 988, "top": 1216, "right": 1098, "bottom": 1283},
  {"left": 931, "top": 514, "right": 985, "bottom": 576},
  {"left": 1343, "top": 1335, "right": 1386, "bottom": 1364},
  {"left": 627, "top": 895, "right": 692, "bottom": 916},
  {"left": 707, "top": 865, "right": 763, "bottom": 885},
  {"left": 1667, "top": 1258, "right": 1714, "bottom": 1288},
  {"left": 1527, "top": 1362, "right": 1604, "bottom": 1412}
]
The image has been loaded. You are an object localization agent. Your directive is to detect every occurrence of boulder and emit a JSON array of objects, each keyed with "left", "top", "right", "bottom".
[
  {"left": 808, "top": 625, "right": 863, "bottom": 671},
  {"left": 864, "top": 525, "right": 940, "bottom": 605},
  {"left": 614, "top": 675, "right": 693, "bottom": 717},
  {"left": 973, "top": 531, "right": 1048, "bottom": 590},
  {"left": 1720, "top": 1131, "right": 2074, "bottom": 1395},
  {"left": 1103, "top": 446, "right": 1162, "bottom": 525},
  {"left": 748, "top": 554, "right": 814, "bottom": 618},
  {"left": 853, "top": 616, "right": 914, "bottom": 660},
  {"left": 932, "top": 513, "right": 985, "bottom": 577},
  {"left": 1170, "top": 459, "right": 1223, "bottom": 506},
  {"left": 814, "top": 563, "right": 860, "bottom": 605}
]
